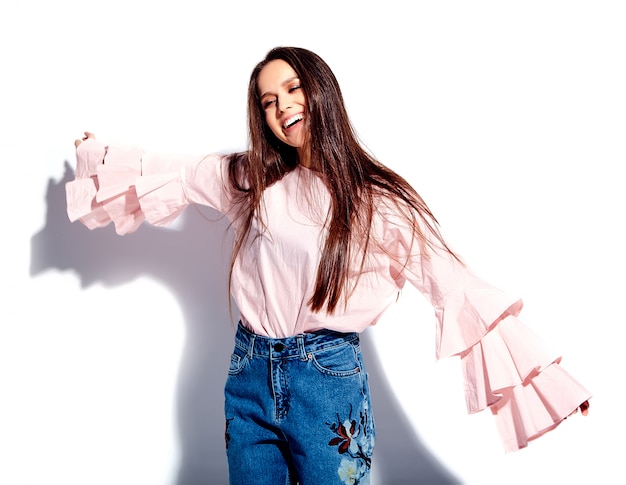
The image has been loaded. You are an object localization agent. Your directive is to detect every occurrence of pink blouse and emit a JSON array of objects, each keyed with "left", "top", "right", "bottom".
[{"left": 66, "top": 138, "right": 591, "bottom": 452}]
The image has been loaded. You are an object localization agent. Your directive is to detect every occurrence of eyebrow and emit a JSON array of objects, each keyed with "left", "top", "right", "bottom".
[{"left": 259, "top": 76, "right": 300, "bottom": 99}]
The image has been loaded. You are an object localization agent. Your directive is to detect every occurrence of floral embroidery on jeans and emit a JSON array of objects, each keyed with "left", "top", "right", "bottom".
[{"left": 327, "top": 404, "right": 372, "bottom": 484}]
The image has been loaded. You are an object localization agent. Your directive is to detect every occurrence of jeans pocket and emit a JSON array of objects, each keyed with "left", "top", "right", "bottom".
[
  {"left": 310, "top": 342, "right": 361, "bottom": 377},
  {"left": 228, "top": 347, "right": 249, "bottom": 376}
]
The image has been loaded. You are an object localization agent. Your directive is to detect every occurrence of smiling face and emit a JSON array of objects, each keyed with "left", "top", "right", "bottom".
[{"left": 257, "top": 59, "right": 308, "bottom": 160}]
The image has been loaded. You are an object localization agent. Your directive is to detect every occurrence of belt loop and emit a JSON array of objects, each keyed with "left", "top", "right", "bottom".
[
  {"left": 247, "top": 335, "right": 255, "bottom": 359},
  {"left": 297, "top": 335, "right": 307, "bottom": 361}
]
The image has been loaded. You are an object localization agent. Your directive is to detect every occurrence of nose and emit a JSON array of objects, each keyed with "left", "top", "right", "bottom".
[{"left": 278, "top": 96, "right": 292, "bottom": 113}]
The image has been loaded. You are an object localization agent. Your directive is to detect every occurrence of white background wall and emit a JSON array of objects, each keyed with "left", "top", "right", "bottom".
[{"left": 1, "top": 1, "right": 624, "bottom": 483}]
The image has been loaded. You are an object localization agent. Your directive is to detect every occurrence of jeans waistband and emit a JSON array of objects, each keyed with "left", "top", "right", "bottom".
[{"left": 235, "top": 321, "right": 359, "bottom": 359}]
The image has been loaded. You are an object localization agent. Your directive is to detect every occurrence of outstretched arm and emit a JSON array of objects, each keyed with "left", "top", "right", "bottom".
[
  {"left": 67, "top": 132, "right": 235, "bottom": 235},
  {"left": 380, "top": 200, "right": 591, "bottom": 451}
]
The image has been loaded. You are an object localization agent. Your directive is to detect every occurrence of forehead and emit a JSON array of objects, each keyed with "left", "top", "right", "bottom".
[{"left": 257, "top": 59, "right": 298, "bottom": 94}]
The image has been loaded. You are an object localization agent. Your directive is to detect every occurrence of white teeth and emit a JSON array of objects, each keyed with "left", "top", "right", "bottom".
[{"left": 283, "top": 114, "right": 303, "bottom": 129}]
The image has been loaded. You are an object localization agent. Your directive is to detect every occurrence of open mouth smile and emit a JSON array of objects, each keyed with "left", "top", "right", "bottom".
[{"left": 282, "top": 114, "right": 303, "bottom": 129}]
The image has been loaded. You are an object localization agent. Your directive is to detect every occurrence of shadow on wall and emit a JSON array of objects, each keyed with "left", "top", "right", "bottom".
[{"left": 29, "top": 161, "right": 461, "bottom": 485}]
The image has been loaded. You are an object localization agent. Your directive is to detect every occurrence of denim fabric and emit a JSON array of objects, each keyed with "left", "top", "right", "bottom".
[{"left": 224, "top": 323, "right": 375, "bottom": 485}]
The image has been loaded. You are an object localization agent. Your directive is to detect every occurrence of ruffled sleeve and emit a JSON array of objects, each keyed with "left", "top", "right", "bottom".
[
  {"left": 65, "top": 138, "right": 235, "bottom": 234},
  {"left": 382, "top": 202, "right": 591, "bottom": 452}
]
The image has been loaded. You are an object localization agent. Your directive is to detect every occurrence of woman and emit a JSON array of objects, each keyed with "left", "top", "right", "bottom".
[{"left": 67, "top": 47, "right": 590, "bottom": 485}]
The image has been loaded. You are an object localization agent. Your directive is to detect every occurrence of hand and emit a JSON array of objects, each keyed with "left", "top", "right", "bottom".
[
  {"left": 568, "top": 400, "right": 590, "bottom": 418},
  {"left": 74, "top": 131, "right": 95, "bottom": 148}
]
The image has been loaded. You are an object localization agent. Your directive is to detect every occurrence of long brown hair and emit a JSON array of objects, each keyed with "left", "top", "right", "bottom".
[{"left": 228, "top": 47, "right": 458, "bottom": 314}]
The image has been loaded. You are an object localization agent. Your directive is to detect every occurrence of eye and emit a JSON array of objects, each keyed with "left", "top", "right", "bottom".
[
  {"left": 263, "top": 98, "right": 276, "bottom": 109},
  {"left": 288, "top": 85, "right": 301, "bottom": 93}
]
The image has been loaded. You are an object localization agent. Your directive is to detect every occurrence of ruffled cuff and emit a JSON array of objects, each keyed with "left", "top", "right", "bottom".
[
  {"left": 459, "top": 314, "right": 591, "bottom": 451},
  {"left": 433, "top": 280, "right": 591, "bottom": 451},
  {"left": 65, "top": 139, "right": 191, "bottom": 235}
]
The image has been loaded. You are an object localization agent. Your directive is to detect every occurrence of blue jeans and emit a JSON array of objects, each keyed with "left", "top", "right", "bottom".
[{"left": 224, "top": 323, "right": 375, "bottom": 484}]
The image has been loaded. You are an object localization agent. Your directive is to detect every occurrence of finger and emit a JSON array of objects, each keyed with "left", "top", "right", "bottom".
[
  {"left": 76, "top": 132, "right": 95, "bottom": 148},
  {"left": 580, "top": 400, "right": 590, "bottom": 416}
]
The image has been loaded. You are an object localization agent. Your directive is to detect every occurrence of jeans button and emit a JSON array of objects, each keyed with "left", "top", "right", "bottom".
[{"left": 273, "top": 343, "right": 286, "bottom": 352}]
